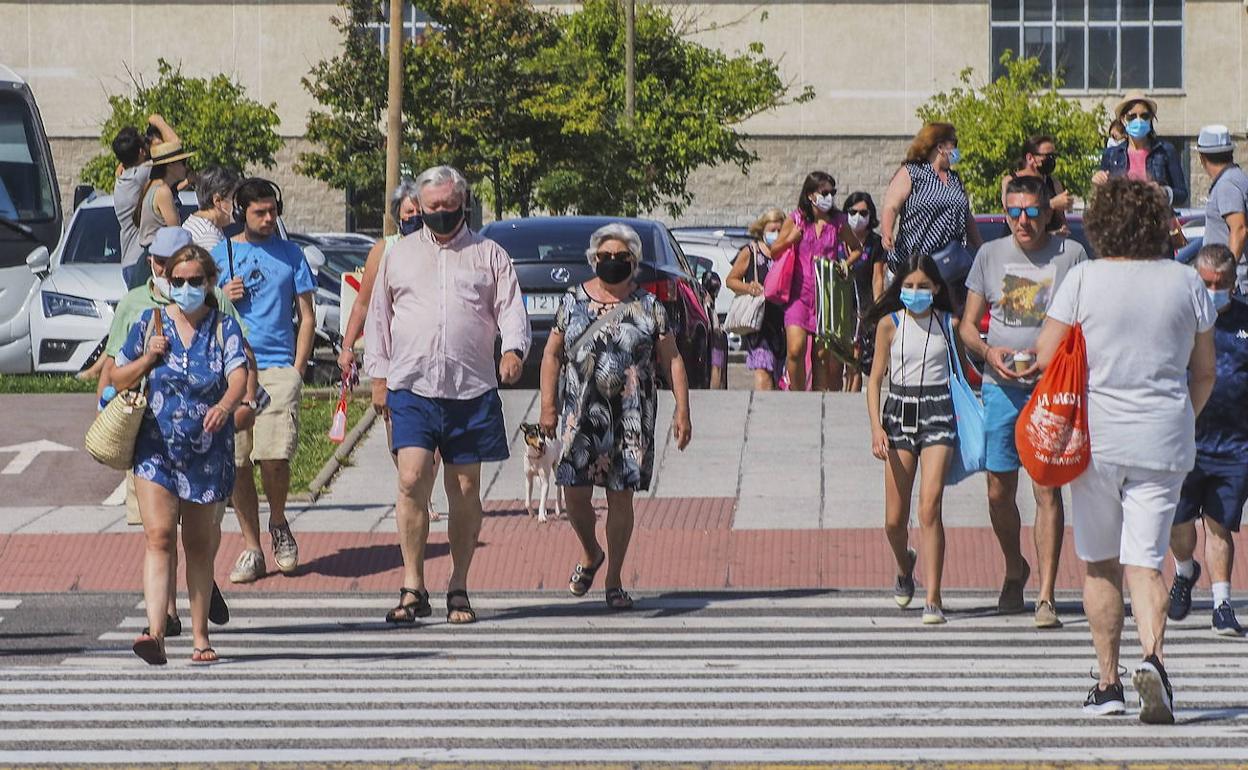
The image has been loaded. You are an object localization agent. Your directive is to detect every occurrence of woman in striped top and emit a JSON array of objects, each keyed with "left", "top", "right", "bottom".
[{"left": 881, "top": 123, "right": 982, "bottom": 302}]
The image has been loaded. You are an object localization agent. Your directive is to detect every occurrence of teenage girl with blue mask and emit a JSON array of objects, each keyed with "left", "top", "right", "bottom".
[{"left": 864, "top": 253, "right": 967, "bottom": 625}]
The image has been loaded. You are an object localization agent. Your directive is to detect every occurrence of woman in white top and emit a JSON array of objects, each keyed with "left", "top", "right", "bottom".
[
  {"left": 182, "top": 165, "right": 240, "bottom": 252},
  {"left": 865, "top": 253, "right": 968, "bottom": 625},
  {"left": 1036, "top": 178, "right": 1216, "bottom": 724}
]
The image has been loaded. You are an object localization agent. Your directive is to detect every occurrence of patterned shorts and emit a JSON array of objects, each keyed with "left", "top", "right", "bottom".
[{"left": 882, "top": 383, "right": 956, "bottom": 454}]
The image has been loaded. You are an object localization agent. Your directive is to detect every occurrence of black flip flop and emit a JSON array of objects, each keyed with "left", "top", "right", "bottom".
[
  {"left": 446, "top": 589, "right": 477, "bottom": 624},
  {"left": 132, "top": 634, "right": 167, "bottom": 666},
  {"left": 386, "top": 587, "right": 431, "bottom": 624},
  {"left": 569, "top": 550, "right": 606, "bottom": 597},
  {"left": 209, "top": 581, "right": 230, "bottom": 626}
]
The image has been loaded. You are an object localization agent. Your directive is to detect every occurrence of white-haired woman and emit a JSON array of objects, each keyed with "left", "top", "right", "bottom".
[
  {"left": 539, "top": 223, "right": 693, "bottom": 610},
  {"left": 339, "top": 180, "right": 442, "bottom": 524}
]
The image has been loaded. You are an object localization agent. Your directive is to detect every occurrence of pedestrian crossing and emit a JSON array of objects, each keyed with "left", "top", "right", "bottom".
[{"left": 2, "top": 592, "right": 1248, "bottom": 764}]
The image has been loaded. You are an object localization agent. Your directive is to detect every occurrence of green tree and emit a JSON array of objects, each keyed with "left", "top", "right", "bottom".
[
  {"left": 299, "top": 0, "right": 810, "bottom": 224},
  {"left": 81, "top": 60, "right": 283, "bottom": 192},
  {"left": 300, "top": 0, "right": 562, "bottom": 224},
  {"left": 533, "top": 0, "right": 812, "bottom": 217},
  {"left": 916, "top": 53, "right": 1107, "bottom": 212}
]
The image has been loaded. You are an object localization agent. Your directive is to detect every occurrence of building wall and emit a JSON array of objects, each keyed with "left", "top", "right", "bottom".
[{"left": 6, "top": 0, "right": 1248, "bottom": 230}]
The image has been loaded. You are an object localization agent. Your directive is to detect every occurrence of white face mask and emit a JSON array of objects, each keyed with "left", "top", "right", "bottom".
[
  {"left": 848, "top": 212, "right": 869, "bottom": 231},
  {"left": 812, "top": 193, "right": 835, "bottom": 212},
  {"left": 152, "top": 276, "right": 171, "bottom": 298}
]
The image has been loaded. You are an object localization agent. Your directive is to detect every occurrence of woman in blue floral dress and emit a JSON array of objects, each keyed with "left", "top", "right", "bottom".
[
  {"left": 538, "top": 224, "right": 693, "bottom": 610},
  {"left": 112, "top": 245, "right": 247, "bottom": 665}
]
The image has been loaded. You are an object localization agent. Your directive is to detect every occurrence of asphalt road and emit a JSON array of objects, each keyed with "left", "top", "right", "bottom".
[
  {"left": 0, "top": 394, "right": 123, "bottom": 507},
  {"left": 2, "top": 590, "right": 1247, "bottom": 765}
]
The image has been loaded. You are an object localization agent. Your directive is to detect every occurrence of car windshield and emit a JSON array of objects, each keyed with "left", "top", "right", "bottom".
[
  {"left": 484, "top": 220, "right": 670, "bottom": 267},
  {"left": 62, "top": 204, "right": 198, "bottom": 264},
  {"left": 315, "top": 246, "right": 368, "bottom": 282},
  {"left": 0, "top": 91, "right": 57, "bottom": 222}
]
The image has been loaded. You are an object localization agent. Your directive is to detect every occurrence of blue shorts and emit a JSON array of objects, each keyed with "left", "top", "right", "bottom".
[
  {"left": 1175, "top": 458, "right": 1248, "bottom": 532},
  {"left": 387, "top": 389, "right": 510, "bottom": 466},
  {"left": 983, "top": 381, "right": 1033, "bottom": 474}
]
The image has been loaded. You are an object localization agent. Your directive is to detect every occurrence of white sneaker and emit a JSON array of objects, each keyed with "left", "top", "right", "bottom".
[
  {"left": 229, "top": 549, "right": 265, "bottom": 584},
  {"left": 270, "top": 524, "right": 299, "bottom": 574},
  {"left": 922, "top": 604, "right": 947, "bottom": 625}
]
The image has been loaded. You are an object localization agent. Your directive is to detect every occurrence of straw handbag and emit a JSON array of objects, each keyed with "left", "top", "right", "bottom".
[{"left": 85, "top": 309, "right": 160, "bottom": 471}]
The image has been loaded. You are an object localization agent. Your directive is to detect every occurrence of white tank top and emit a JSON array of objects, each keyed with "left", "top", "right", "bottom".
[{"left": 889, "top": 310, "right": 951, "bottom": 388}]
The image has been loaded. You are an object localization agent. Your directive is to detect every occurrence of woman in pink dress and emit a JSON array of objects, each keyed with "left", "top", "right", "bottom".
[{"left": 771, "top": 171, "right": 863, "bottom": 391}]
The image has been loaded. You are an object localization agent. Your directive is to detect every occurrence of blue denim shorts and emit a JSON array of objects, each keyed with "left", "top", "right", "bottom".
[
  {"left": 387, "top": 388, "right": 510, "bottom": 466},
  {"left": 982, "top": 381, "right": 1033, "bottom": 474}
]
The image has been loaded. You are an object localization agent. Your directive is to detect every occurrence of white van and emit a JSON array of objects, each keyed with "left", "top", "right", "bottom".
[{"left": 0, "top": 64, "right": 62, "bottom": 373}]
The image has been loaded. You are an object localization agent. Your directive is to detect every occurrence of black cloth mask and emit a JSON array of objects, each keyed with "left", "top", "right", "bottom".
[
  {"left": 595, "top": 257, "right": 633, "bottom": 284},
  {"left": 423, "top": 208, "right": 463, "bottom": 237},
  {"left": 1037, "top": 156, "right": 1057, "bottom": 175}
]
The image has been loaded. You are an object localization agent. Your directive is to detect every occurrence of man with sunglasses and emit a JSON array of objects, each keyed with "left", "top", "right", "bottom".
[
  {"left": 959, "top": 176, "right": 1088, "bottom": 628},
  {"left": 99, "top": 226, "right": 249, "bottom": 633}
]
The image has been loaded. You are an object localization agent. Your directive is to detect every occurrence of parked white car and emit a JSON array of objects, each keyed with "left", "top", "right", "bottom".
[{"left": 671, "top": 227, "right": 751, "bottom": 321}]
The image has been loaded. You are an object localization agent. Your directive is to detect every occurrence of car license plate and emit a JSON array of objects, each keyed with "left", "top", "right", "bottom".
[{"left": 524, "top": 293, "right": 561, "bottom": 317}]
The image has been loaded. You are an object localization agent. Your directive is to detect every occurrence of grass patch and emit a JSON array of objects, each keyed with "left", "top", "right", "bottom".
[
  {"left": 0, "top": 374, "right": 98, "bottom": 394},
  {"left": 287, "top": 393, "right": 371, "bottom": 496}
]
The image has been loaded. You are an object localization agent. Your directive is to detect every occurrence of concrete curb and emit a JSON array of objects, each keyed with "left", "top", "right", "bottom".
[{"left": 305, "top": 408, "right": 378, "bottom": 502}]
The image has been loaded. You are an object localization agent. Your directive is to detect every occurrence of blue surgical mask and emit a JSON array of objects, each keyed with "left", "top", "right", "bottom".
[
  {"left": 1209, "top": 288, "right": 1232, "bottom": 312},
  {"left": 1125, "top": 118, "right": 1151, "bottom": 139},
  {"left": 763, "top": 231, "right": 779, "bottom": 246},
  {"left": 169, "top": 284, "right": 206, "bottom": 314},
  {"left": 900, "top": 288, "right": 934, "bottom": 314},
  {"left": 946, "top": 147, "right": 962, "bottom": 166}
]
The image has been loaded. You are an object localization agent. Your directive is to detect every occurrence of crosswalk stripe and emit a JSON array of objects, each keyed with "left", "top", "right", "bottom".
[
  {"left": 9, "top": 590, "right": 1245, "bottom": 765},
  {"left": 0, "top": 706, "right": 1244, "bottom": 723},
  {"left": 0, "top": 600, "right": 20, "bottom": 610}
]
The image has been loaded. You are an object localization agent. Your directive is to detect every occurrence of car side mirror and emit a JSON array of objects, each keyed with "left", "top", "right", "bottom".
[
  {"left": 26, "top": 245, "right": 50, "bottom": 276},
  {"left": 701, "top": 270, "right": 722, "bottom": 298},
  {"left": 302, "top": 245, "right": 325, "bottom": 276},
  {"left": 72, "top": 185, "right": 94, "bottom": 211}
]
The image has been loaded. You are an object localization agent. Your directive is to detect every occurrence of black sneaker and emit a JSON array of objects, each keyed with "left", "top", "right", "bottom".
[
  {"left": 1212, "top": 601, "right": 1244, "bottom": 637},
  {"left": 209, "top": 581, "right": 230, "bottom": 626},
  {"left": 1167, "top": 561, "right": 1201, "bottom": 621},
  {"left": 1133, "top": 654, "right": 1175, "bottom": 725},
  {"left": 1082, "top": 681, "right": 1126, "bottom": 716}
]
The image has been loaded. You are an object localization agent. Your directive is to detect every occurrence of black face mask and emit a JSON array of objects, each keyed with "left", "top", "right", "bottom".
[
  {"left": 1037, "top": 156, "right": 1056, "bottom": 175},
  {"left": 398, "top": 215, "right": 423, "bottom": 236},
  {"left": 423, "top": 208, "right": 463, "bottom": 237},
  {"left": 595, "top": 257, "right": 633, "bottom": 285}
]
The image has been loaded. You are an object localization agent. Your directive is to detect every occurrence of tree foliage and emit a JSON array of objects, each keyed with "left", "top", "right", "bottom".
[
  {"left": 82, "top": 60, "right": 283, "bottom": 192},
  {"left": 298, "top": 0, "right": 810, "bottom": 226},
  {"left": 916, "top": 53, "right": 1107, "bottom": 212}
]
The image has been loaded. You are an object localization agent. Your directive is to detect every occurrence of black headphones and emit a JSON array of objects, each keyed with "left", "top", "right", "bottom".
[{"left": 233, "top": 177, "right": 284, "bottom": 223}]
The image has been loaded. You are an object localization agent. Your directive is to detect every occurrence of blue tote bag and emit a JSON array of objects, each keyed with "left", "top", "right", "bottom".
[{"left": 939, "top": 313, "right": 986, "bottom": 484}]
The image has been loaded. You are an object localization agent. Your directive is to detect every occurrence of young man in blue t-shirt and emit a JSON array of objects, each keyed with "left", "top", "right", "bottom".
[
  {"left": 211, "top": 179, "right": 316, "bottom": 583},
  {"left": 1169, "top": 245, "right": 1248, "bottom": 636}
]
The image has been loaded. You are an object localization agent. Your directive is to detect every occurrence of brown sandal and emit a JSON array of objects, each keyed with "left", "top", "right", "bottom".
[{"left": 132, "top": 633, "right": 167, "bottom": 666}]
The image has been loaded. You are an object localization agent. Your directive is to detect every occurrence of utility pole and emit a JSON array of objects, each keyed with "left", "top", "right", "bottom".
[
  {"left": 624, "top": 0, "right": 635, "bottom": 129},
  {"left": 383, "top": 0, "right": 404, "bottom": 236}
]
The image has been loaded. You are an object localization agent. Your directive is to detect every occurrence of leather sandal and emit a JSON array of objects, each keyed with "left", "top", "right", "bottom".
[
  {"left": 132, "top": 633, "right": 167, "bottom": 666},
  {"left": 385, "top": 588, "right": 431, "bottom": 625},
  {"left": 568, "top": 550, "right": 606, "bottom": 597},
  {"left": 446, "top": 589, "right": 477, "bottom": 624}
]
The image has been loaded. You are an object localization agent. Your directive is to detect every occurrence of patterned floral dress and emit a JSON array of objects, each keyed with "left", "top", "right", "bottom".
[
  {"left": 117, "top": 308, "right": 247, "bottom": 503},
  {"left": 555, "top": 285, "right": 669, "bottom": 492}
]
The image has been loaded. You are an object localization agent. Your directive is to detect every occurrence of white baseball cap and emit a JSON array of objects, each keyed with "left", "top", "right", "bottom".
[{"left": 1196, "top": 125, "right": 1234, "bottom": 155}]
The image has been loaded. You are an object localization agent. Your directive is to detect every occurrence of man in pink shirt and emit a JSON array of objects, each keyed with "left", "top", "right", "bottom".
[{"left": 365, "top": 165, "right": 530, "bottom": 625}]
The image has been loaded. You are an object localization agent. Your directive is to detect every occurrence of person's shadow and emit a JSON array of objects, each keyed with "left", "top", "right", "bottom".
[{"left": 300, "top": 543, "right": 451, "bottom": 579}]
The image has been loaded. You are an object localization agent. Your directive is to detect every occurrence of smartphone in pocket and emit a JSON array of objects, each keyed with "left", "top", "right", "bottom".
[{"left": 900, "top": 399, "right": 919, "bottom": 435}]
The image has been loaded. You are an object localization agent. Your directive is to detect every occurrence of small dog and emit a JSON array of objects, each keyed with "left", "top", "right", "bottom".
[{"left": 520, "top": 422, "right": 563, "bottom": 523}]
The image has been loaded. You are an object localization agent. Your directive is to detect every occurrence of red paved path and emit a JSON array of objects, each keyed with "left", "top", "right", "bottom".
[{"left": 1, "top": 498, "right": 1241, "bottom": 593}]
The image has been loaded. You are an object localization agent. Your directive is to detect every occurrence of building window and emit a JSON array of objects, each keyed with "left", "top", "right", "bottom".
[
  {"left": 366, "top": 1, "right": 434, "bottom": 50},
  {"left": 990, "top": 0, "right": 1182, "bottom": 90}
]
